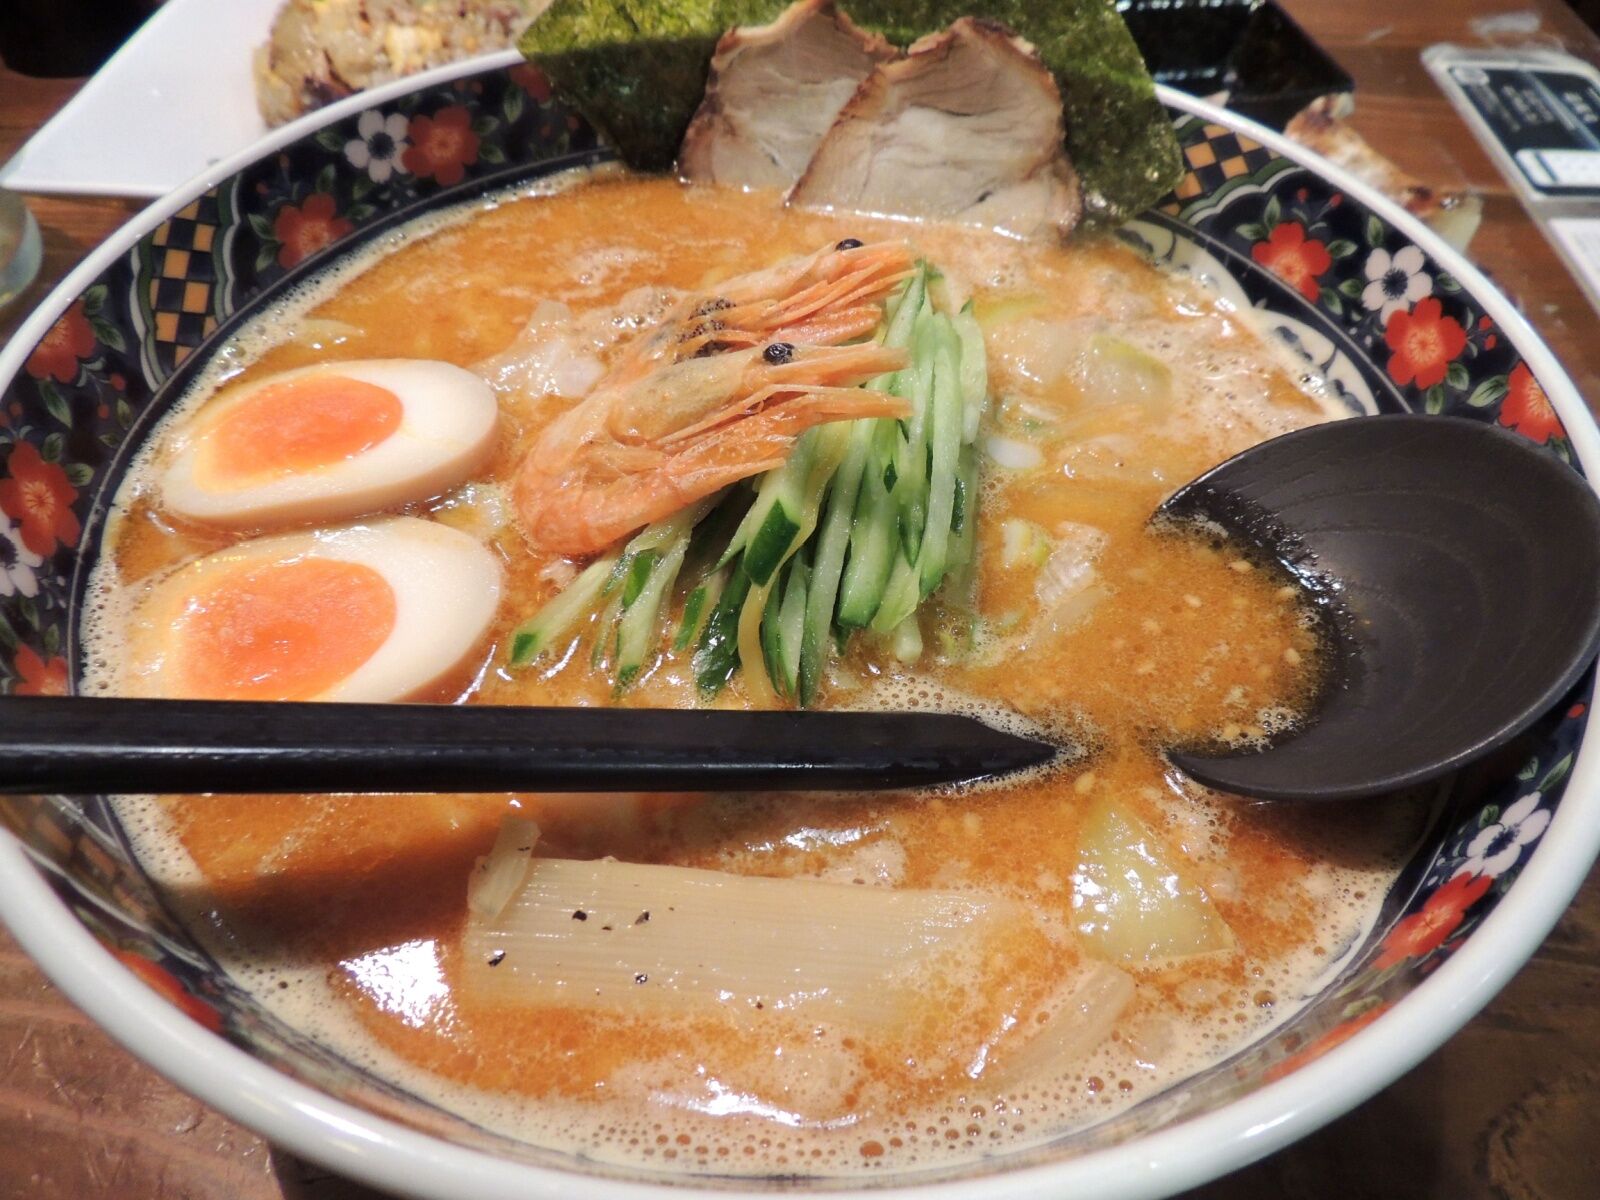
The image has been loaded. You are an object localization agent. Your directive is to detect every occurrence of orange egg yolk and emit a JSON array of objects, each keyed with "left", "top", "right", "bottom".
[
  {"left": 195, "top": 375, "right": 403, "bottom": 488},
  {"left": 173, "top": 556, "right": 397, "bottom": 700}
]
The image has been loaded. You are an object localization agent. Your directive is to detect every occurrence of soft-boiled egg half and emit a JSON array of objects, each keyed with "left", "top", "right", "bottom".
[
  {"left": 160, "top": 359, "right": 498, "bottom": 529},
  {"left": 128, "top": 517, "right": 502, "bottom": 703}
]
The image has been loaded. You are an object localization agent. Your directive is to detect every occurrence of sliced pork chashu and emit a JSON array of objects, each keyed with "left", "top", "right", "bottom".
[
  {"left": 791, "top": 18, "right": 1082, "bottom": 239},
  {"left": 679, "top": 0, "right": 898, "bottom": 191}
]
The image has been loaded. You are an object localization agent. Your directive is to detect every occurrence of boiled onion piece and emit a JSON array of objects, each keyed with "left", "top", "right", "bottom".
[
  {"left": 1071, "top": 796, "right": 1234, "bottom": 963},
  {"left": 990, "top": 959, "right": 1134, "bottom": 1086}
]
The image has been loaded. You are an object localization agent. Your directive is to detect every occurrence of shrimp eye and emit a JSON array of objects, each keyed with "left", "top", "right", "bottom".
[
  {"left": 835, "top": 238, "right": 864, "bottom": 251},
  {"left": 763, "top": 342, "right": 795, "bottom": 365}
]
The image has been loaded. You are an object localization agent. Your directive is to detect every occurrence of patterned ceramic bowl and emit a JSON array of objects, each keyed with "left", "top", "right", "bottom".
[{"left": 1, "top": 51, "right": 1596, "bottom": 1200}]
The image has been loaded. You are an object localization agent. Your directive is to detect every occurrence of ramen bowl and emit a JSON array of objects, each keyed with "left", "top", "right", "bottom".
[{"left": 1, "top": 51, "right": 1596, "bottom": 1200}]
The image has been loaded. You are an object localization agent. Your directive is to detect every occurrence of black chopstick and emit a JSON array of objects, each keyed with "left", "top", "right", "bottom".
[{"left": 0, "top": 697, "right": 1059, "bottom": 795}]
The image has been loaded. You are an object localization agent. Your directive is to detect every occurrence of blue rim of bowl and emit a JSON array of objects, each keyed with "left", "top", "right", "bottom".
[{"left": 0, "top": 59, "right": 1597, "bottom": 1199}]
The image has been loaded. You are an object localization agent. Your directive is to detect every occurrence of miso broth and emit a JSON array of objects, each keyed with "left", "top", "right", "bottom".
[{"left": 87, "top": 173, "right": 1427, "bottom": 1174}]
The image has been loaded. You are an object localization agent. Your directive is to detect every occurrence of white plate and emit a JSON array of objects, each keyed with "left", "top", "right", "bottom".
[{"left": 0, "top": 0, "right": 509, "bottom": 198}]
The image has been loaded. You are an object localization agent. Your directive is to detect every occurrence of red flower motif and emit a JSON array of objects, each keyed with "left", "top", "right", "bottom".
[
  {"left": 1266, "top": 1004, "right": 1392, "bottom": 1082},
  {"left": 273, "top": 193, "right": 353, "bottom": 269},
  {"left": 509, "top": 63, "right": 551, "bottom": 102},
  {"left": 113, "top": 948, "right": 224, "bottom": 1034},
  {"left": 25, "top": 300, "right": 96, "bottom": 384},
  {"left": 0, "top": 441, "right": 80, "bottom": 557},
  {"left": 12, "top": 644, "right": 68, "bottom": 696},
  {"left": 1384, "top": 297, "right": 1467, "bottom": 390},
  {"left": 1498, "top": 362, "right": 1562, "bottom": 444},
  {"left": 402, "top": 105, "right": 480, "bottom": 187},
  {"left": 1373, "top": 872, "right": 1492, "bottom": 970},
  {"left": 1251, "top": 222, "right": 1332, "bottom": 302}
]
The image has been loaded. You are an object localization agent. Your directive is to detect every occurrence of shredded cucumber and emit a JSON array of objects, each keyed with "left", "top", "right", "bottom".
[
  {"left": 694, "top": 558, "right": 753, "bottom": 697},
  {"left": 509, "top": 255, "right": 994, "bottom": 705},
  {"left": 507, "top": 551, "right": 621, "bottom": 667},
  {"left": 916, "top": 322, "right": 964, "bottom": 597}
]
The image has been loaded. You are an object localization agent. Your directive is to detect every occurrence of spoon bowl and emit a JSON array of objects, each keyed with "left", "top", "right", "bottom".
[{"left": 1161, "top": 414, "right": 1600, "bottom": 801}]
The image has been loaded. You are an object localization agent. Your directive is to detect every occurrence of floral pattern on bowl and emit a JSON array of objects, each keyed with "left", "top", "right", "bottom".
[{"left": 0, "top": 68, "right": 1593, "bottom": 1193}]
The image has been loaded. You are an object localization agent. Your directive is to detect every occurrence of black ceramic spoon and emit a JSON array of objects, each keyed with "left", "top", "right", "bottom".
[
  {"left": 0, "top": 415, "right": 1595, "bottom": 803},
  {"left": 1161, "top": 414, "right": 1600, "bottom": 801}
]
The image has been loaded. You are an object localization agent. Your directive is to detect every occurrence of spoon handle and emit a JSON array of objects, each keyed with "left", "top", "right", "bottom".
[{"left": 0, "top": 697, "right": 1055, "bottom": 796}]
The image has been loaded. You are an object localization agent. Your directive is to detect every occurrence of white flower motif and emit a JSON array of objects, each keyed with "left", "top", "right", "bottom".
[
  {"left": 1453, "top": 791, "right": 1551, "bottom": 880},
  {"left": 0, "top": 512, "right": 41, "bottom": 599},
  {"left": 1361, "top": 245, "right": 1432, "bottom": 321},
  {"left": 344, "top": 110, "right": 410, "bottom": 184}
]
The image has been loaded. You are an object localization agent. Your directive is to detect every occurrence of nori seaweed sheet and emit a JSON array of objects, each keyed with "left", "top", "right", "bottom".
[{"left": 519, "top": 0, "right": 1183, "bottom": 227}]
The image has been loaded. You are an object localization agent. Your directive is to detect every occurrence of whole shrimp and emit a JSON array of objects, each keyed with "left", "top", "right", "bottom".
[{"left": 513, "top": 240, "right": 915, "bottom": 557}]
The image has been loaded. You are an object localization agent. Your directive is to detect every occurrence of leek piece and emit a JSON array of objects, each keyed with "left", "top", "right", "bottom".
[
  {"left": 1071, "top": 796, "right": 1235, "bottom": 963},
  {"left": 461, "top": 857, "right": 1021, "bottom": 1027}
]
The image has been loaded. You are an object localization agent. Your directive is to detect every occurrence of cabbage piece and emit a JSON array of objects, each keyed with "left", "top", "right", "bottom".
[{"left": 1070, "top": 796, "right": 1234, "bottom": 963}]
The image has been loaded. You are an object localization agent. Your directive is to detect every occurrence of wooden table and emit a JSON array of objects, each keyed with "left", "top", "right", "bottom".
[{"left": 3, "top": 2, "right": 1600, "bottom": 1195}]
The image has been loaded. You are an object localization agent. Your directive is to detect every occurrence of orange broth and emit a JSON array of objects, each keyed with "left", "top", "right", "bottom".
[{"left": 97, "top": 175, "right": 1427, "bottom": 1173}]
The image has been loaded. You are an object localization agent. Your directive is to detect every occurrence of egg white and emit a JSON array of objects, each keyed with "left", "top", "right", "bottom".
[
  {"left": 160, "top": 359, "right": 499, "bottom": 529},
  {"left": 129, "top": 517, "right": 503, "bottom": 703}
]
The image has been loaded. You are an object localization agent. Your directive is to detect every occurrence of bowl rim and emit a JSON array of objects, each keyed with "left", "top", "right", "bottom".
[{"left": 2, "top": 60, "right": 1598, "bottom": 1200}]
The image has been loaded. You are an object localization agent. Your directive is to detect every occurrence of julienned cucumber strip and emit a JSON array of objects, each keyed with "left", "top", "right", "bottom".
[
  {"left": 943, "top": 444, "right": 981, "bottom": 604},
  {"left": 954, "top": 303, "right": 987, "bottom": 446},
  {"left": 880, "top": 264, "right": 927, "bottom": 376},
  {"left": 836, "top": 455, "right": 898, "bottom": 629},
  {"left": 761, "top": 566, "right": 785, "bottom": 696},
  {"left": 774, "top": 551, "right": 810, "bottom": 697},
  {"left": 673, "top": 567, "right": 725, "bottom": 652},
  {"left": 917, "top": 324, "right": 964, "bottom": 597},
  {"left": 508, "top": 551, "right": 621, "bottom": 666},
  {"left": 894, "top": 304, "right": 937, "bottom": 561},
  {"left": 591, "top": 590, "right": 624, "bottom": 669},
  {"left": 724, "top": 429, "right": 818, "bottom": 583},
  {"left": 870, "top": 553, "right": 922, "bottom": 635},
  {"left": 799, "top": 420, "right": 872, "bottom": 704},
  {"left": 615, "top": 536, "right": 690, "bottom": 690},
  {"left": 620, "top": 549, "right": 662, "bottom": 608},
  {"left": 868, "top": 267, "right": 927, "bottom": 490},
  {"left": 511, "top": 255, "right": 991, "bottom": 704},
  {"left": 694, "top": 558, "right": 753, "bottom": 697}
]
